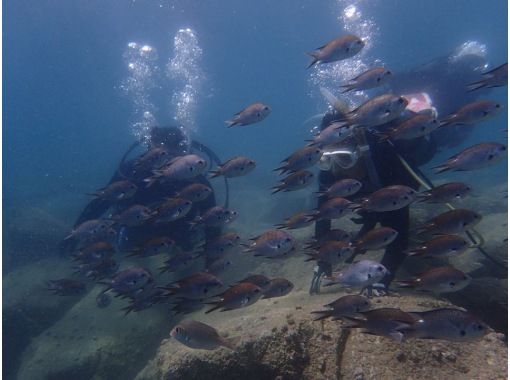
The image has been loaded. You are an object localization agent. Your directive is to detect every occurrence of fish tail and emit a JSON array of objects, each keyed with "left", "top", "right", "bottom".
[
  {"left": 466, "top": 81, "right": 486, "bottom": 92},
  {"left": 306, "top": 52, "right": 319, "bottom": 69},
  {"left": 340, "top": 315, "right": 365, "bottom": 328},
  {"left": 339, "top": 84, "right": 354, "bottom": 93},
  {"left": 311, "top": 310, "right": 333, "bottom": 321},
  {"left": 220, "top": 336, "right": 239, "bottom": 351},
  {"left": 432, "top": 163, "right": 451, "bottom": 174},
  {"left": 204, "top": 302, "right": 221, "bottom": 314},
  {"left": 209, "top": 170, "right": 221, "bottom": 179},
  {"left": 405, "top": 248, "right": 424, "bottom": 257},
  {"left": 395, "top": 280, "right": 416, "bottom": 288},
  {"left": 225, "top": 120, "right": 238, "bottom": 128}
]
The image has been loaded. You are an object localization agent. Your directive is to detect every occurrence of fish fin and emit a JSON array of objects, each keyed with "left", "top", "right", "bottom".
[
  {"left": 339, "top": 84, "right": 355, "bottom": 93},
  {"left": 204, "top": 302, "right": 222, "bottom": 314},
  {"left": 219, "top": 336, "right": 239, "bottom": 351},
  {"left": 340, "top": 315, "right": 365, "bottom": 328},
  {"left": 466, "top": 81, "right": 486, "bottom": 92},
  {"left": 225, "top": 120, "right": 238, "bottom": 128},
  {"left": 395, "top": 280, "right": 416, "bottom": 288},
  {"left": 306, "top": 52, "right": 319, "bottom": 69},
  {"left": 373, "top": 130, "right": 391, "bottom": 142},
  {"left": 270, "top": 186, "right": 283, "bottom": 194},
  {"left": 431, "top": 163, "right": 451, "bottom": 174},
  {"left": 311, "top": 310, "right": 333, "bottom": 321},
  {"left": 209, "top": 170, "right": 221, "bottom": 179},
  {"left": 405, "top": 249, "right": 423, "bottom": 257},
  {"left": 389, "top": 331, "right": 405, "bottom": 343}
]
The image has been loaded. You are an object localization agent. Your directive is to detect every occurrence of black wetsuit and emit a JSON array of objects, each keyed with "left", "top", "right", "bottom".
[
  {"left": 313, "top": 110, "right": 437, "bottom": 291},
  {"left": 64, "top": 146, "right": 222, "bottom": 255}
]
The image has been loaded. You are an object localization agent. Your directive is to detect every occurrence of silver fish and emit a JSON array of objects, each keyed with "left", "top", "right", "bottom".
[
  {"left": 199, "top": 232, "right": 242, "bottom": 260},
  {"left": 417, "top": 182, "right": 472, "bottom": 203},
  {"left": 433, "top": 142, "right": 506, "bottom": 173},
  {"left": 164, "top": 272, "right": 223, "bottom": 299},
  {"left": 359, "top": 185, "right": 417, "bottom": 212},
  {"left": 145, "top": 154, "right": 208, "bottom": 187},
  {"left": 274, "top": 146, "right": 323, "bottom": 174},
  {"left": 152, "top": 198, "right": 193, "bottom": 223},
  {"left": 271, "top": 170, "right": 314, "bottom": 194},
  {"left": 406, "top": 235, "right": 469, "bottom": 258},
  {"left": 236, "top": 274, "right": 272, "bottom": 292},
  {"left": 192, "top": 206, "right": 238, "bottom": 228},
  {"left": 88, "top": 180, "right": 137, "bottom": 201},
  {"left": 305, "top": 240, "right": 354, "bottom": 264},
  {"left": 340, "top": 67, "right": 392, "bottom": 93},
  {"left": 307, "top": 35, "right": 365, "bottom": 69},
  {"left": 275, "top": 211, "right": 316, "bottom": 230},
  {"left": 316, "top": 178, "right": 362, "bottom": 198},
  {"left": 311, "top": 295, "right": 371, "bottom": 321},
  {"left": 397, "top": 266, "right": 471, "bottom": 293},
  {"left": 64, "top": 219, "right": 115, "bottom": 243},
  {"left": 171, "top": 320, "right": 235, "bottom": 350},
  {"left": 407, "top": 308, "right": 489, "bottom": 341},
  {"left": 262, "top": 278, "right": 294, "bottom": 299},
  {"left": 312, "top": 197, "right": 355, "bottom": 220},
  {"left": 417, "top": 209, "right": 481, "bottom": 235},
  {"left": 205, "top": 282, "right": 263, "bottom": 313},
  {"left": 467, "top": 63, "right": 508, "bottom": 92},
  {"left": 323, "top": 260, "right": 389, "bottom": 289},
  {"left": 244, "top": 230, "right": 296, "bottom": 258},
  {"left": 114, "top": 205, "right": 152, "bottom": 227},
  {"left": 175, "top": 183, "right": 213, "bottom": 202},
  {"left": 72, "top": 241, "right": 115, "bottom": 263},
  {"left": 343, "top": 308, "right": 418, "bottom": 342},
  {"left": 101, "top": 267, "right": 153, "bottom": 295},
  {"left": 343, "top": 94, "right": 408, "bottom": 128},
  {"left": 307, "top": 122, "right": 353, "bottom": 148},
  {"left": 379, "top": 112, "right": 439, "bottom": 141},
  {"left": 440, "top": 100, "right": 503, "bottom": 126},
  {"left": 355, "top": 227, "right": 399, "bottom": 252},
  {"left": 225, "top": 102, "right": 271, "bottom": 127},
  {"left": 207, "top": 258, "right": 233, "bottom": 275},
  {"left": 210, "top": 156, "right": 256, "bottom": 178},
  {"left": 126, "top": 237, "right": 175, "bottom": 258}
]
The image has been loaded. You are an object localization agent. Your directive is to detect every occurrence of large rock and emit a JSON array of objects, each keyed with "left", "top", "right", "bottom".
[
  {"left": 134, "top": 291, "right": 508, "bottom": 380},
  {"left": 3, "top": 257, "right": 81, "bottom": 379},
  {"left": 15, "top": 283, "right": 170, "bottom": 380}
]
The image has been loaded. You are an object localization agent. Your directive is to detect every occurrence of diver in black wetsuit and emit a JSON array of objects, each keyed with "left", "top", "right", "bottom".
[
  {"left": 62, "top": 125, "right": 226, "bottom": 255},
  {"left": 309, "top": 43, "right": 490, "bottom": 294}
]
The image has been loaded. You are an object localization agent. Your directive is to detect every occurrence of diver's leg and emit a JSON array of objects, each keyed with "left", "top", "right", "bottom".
[
  {"left": 379, "top": 206, "right": 410, "bottom": 287},
  {"left": 309, "top": 260, "right": 332, "bottom": 295},
  {"left": 314, "top": 170, "right": 337, "bottom": 238},
  {"left": 345, "top": 211, "right": 378, "bottom": 263}
]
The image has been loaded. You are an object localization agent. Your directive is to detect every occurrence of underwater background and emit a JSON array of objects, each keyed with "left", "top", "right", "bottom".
[{"left": 4, "top": 1, "right": 508, "bottom": 379}]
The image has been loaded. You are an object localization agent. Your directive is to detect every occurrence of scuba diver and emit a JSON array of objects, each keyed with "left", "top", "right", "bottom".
[
  {"left": 309, "top": 42, "right": 498, "bottom": 294},
  {"left": 61, "top": 125, "right": 227, "bottom": 257}
]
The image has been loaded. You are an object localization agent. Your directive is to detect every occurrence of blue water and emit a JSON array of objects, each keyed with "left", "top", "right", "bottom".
[{"left": 4, "top": 1, "right": 508, "bottom": 379}]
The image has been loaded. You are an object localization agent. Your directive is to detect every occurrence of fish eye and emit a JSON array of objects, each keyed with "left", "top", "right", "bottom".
[
  {"left": 476, "top": 324, "right": 484, "bottom": 330},
  {"left": 203, "top": 288, "right": 208, "bottom": 293},
  {"left": 175, "top": 327, "right": 181, "bottom": 333},
  {"left": 460, "top": 330, "right": 466, "bottom": 336},
  {"left": 276, "top": 244, "right": 281, "bottom": 249},
  {"left": 398, "top": 98, "right": 405, "bottom": 104},
  {"left": 377, "top": 266, "right": 384, "bottom": 271},
  {"left": 449, "top": 281, "right": 456, "bottom": 287},
  {"left": 263, "top": 106, "right": 269, "bottom": 111},
  {"left": 345, "top": 47, "right": 350, "bottom": 53},
  {"left": 488, "top": 154, "right": 494, "bottom": 160},
  {"left": 254, "top": 288, "right": 261, "bottom": 293},
  {"left": 496, "top": 104, "right": 501, "bottom": 108},
  {"left": 356, "top": 40, "right": 362, "bottom": 45},
  {"left": 386, "top": 70, "right": 392, "bottom": 75}
]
